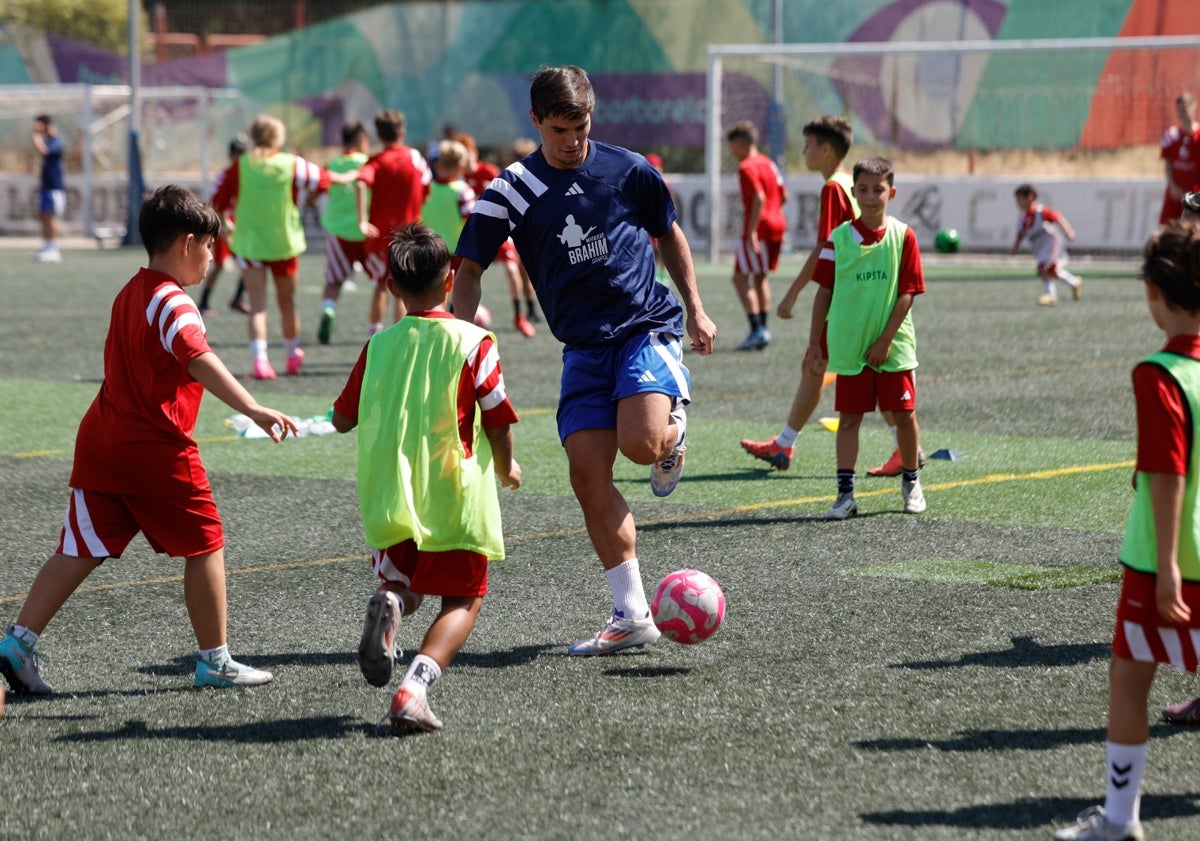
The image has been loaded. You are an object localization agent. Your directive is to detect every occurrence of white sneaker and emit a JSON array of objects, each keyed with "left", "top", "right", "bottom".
[
  {"left": 194, "top": 651, "right": 273, "bottom": 687},
  {"left": 824, "top": 492, "right": 857, "bottom": 520},
  {"left": 568, "top": 610, "right": 661, "bottom": 656},
  {"left": 902, "top": 477, "right": 927, "bottom": 514},
  {"left": 650, "top": 402, "right": 687, "bottom": 497},
  {"left": 388, "top": 686, "right": 443, "bottom": 732},
  {"left": 32, "top": 246, "right": 62, "bottom": 263},
  {"left": 357, "top": 591, "right": 401, "bottom": 688},
  {"left": 1052, "top": 806, "right": 1143, "bottom": 841}
]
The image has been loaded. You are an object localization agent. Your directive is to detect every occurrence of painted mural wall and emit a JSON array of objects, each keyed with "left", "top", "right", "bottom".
[{"left": 2, "top": 0, "right": 1199, "bottom": 154}]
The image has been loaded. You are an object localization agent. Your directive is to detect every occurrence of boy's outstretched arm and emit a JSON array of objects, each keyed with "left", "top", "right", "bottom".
[
  {"left": 1149, "top": 472, "right": 1191, "bottom": 623},
  {"left": 1058, "top": 216, "right": 1076, "bottom": 242},
  {"left": 484, "top": 425, "right": 521, "bottom": 489},
  {"left": 187, "top": 352, "right": 298, "bottom": 442},
  {"left": 778, "top": 245, "right": 821, "bottom": 319}
]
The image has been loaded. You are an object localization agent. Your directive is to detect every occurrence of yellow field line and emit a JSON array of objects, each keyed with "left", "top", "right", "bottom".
[{"left": 0, "top": 459, "right": 1132, "bottom": 604}]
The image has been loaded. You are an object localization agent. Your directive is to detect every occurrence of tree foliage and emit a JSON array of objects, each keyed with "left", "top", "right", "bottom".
[{"left": 1, "top": 0, "right": 147, "bottom": 55}]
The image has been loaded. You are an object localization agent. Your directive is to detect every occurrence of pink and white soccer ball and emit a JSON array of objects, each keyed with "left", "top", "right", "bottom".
[
  {"left": 651, "top": 568, "right": 726, "bottom": 644},
  {"left": 474, "top": 304, "right": 493, "bottom": 329}
]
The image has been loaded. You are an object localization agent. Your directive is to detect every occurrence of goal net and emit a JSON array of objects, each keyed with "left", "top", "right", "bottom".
[
  {"left": 705, "top": 34, "right": 1200, "bottom": 261},
  {"left": 0, "top": 84, "right": 249, "bottom": 238}
]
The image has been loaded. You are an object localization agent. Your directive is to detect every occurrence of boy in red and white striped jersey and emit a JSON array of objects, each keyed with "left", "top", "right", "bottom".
[{"left": 0, "top": 186, "right": 298, "bottom": 697}]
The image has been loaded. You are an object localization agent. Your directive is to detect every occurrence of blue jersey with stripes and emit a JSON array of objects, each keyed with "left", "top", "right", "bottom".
[{"left": 456, "top": 140, "right": 683, "bottom": 347}]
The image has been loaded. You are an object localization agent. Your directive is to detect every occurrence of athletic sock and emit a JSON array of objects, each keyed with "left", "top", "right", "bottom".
[
  {"left": 196, "top": 644, "right": 229, "bottom": 665},
  {"left": 512, "top": 299, "right": 522, "bottom": 317},
  {"left": 250, "top": 339, "right": 268, "bottom": 361},
  {"left": 199, "top": 288, "right": 212, "bottom": 310},
  {"left": 606, "top": 557, "right": 650, "bottom": 619},
  {"left": 401, "top": 653, "right": 441, "bottom": 697},
  {"left": 747, "top": 313, "right": 760, "bottom": 332},
  {"left": 285, "top": 337, "right": 301, "bottom": 356},
  {"left": 10, "top": 625, "right": 39, "bottom": 648},
  {"left": 837, "top": 469, "right": 855, "bottom": 496},
  {"left": 777, "top": 423, "right": 799, "bottom": 449},
  {"left": 322, "top": 297, "right": 337, "bottom": 312},
  {"left": 1104, "top": 741, "right": 1147, "bottom": 826},
  {"left": 901, "top": 467, "right": 920, "bottom": 483},
  {"left": 759, "top": 311, "right": 768, "bottom": 329}
]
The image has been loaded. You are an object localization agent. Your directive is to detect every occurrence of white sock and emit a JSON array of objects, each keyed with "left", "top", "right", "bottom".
[
  {"left": 285, "top": 337, "right": 301, "bottom": 355},
  {"left": 197, "top": 644, "right": 229, "bottom": 665},
  {"left": 322, "top": 298, "right": 337, "bottom": 311},
  {"left": 10, "top": 625, "right": 39, "bottom": 648},
  {"left": 606, "top": 557, "right": 650, "bottom": 619},
  {"left": 1042, "top": 279, "right": 1056, "bottom": 297},
  {"left": 777, "top": 423, "right": 798, "bottom": 448},
  {"left": 401, "top": 653, "right": 441, "bottom": 697},
  {"left": 1060, "top": 270, "right": 1081, "bottom": 288},
  {"left": 250, "top": 339, "right": 268, "bottom": 361},
  {"left": 1103, "top": 741, "right": 1147, "bottom": 826}
]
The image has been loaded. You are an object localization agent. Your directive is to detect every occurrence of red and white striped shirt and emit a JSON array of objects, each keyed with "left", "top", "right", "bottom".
[{"left": 71, "top": 268, "right": 214, "bottom": 495}]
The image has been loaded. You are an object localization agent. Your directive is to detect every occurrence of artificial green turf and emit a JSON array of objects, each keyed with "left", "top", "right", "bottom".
[
  {"left": 842, "top": 558, "right": 1122, "bottom": 589},
  {"left": 2, "top": 249, "right": 1199, "bottom": 840}
]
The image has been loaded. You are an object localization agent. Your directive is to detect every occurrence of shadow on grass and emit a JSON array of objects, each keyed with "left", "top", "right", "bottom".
[
  {"left": 137, "top": 645, "right": 556, "bottom": 677},
  {"left": 861, "top": 792, "right": 1200, "bottom": 831},
  {"left": 53, "top": 715, "right": 370, "bottom": 744},
  {"left": 615, "top": 470, "right": 836, "bottom": 486},
  {"left": 137, "top": 651, "right": 356, "bottom": 677},
  {"left": 602, "top": 666, "right": 690, "bottom": 678},
  {"left": 637, "top": 511, "right": 889, "bottom": 531},
  {"left": 890, "top": 636, "right": 1110, "bottom": 670},
  {"left": 854, "top": 722, "right": 1186, "bottom": 753}
]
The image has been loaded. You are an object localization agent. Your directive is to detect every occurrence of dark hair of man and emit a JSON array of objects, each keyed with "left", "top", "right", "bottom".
[{"left": 530, "top": 65, "right": 595, "bottom": 122}]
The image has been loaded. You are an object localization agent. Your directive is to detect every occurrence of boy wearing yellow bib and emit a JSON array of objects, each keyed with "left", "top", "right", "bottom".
[
  {"left": 804, "top": 156, "right": 926, "bottom": 519},
  {"left": 332, "top": 223, "right": 521, "bottom": 733}
]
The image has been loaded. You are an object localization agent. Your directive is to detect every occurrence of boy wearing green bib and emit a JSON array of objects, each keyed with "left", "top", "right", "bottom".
[
  {"left": 332, "top": 223, "right": 521, "bottom": 733},
  {"left": 1053, "top": 220, "right": 1200, "bottom": 840},
  {"left": 803, "top": 156, "right": 926, "bottom": 519}
]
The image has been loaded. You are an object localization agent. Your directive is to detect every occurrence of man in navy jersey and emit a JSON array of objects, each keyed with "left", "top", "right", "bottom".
[{"left": 454, "top": 65, "right": 717, "bottom": 656}]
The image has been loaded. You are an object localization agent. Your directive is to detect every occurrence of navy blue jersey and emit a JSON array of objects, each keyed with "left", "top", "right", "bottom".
[
  {"left": 40, "top": 134, "right": 65, "bottom": 191},
  {"left": 456, "top": 140, "right": 683, "bottom": 347}
]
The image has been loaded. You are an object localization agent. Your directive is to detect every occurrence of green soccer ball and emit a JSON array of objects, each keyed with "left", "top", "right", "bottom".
[{"left": 934, "top": 228, "right": 961, "bottom": 254}]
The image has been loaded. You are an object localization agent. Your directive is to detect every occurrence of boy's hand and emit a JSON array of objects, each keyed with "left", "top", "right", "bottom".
[
  {"left": 248, "top": 407, "right": 299, "bottom": 442},
  {"left": 500, "top": 460, "right": 522, "bottom": 490},
  {"left": 359, "top": 220, "right": 380, "bottom": 239},
  {"left": 777, "top": 290, "right": 798, "bottom": 320},
  {"left": 686, "top": 311, "right": 717, "bottom": 356},
  {"left": 1156, "top": 564, "right": 1191, "bottom": 624},
  {"left": 864, "top": 337, "right": 892, "bottom": 369},
  {"left": 803, "top": 344, "right": 826, "bottom": 377}
]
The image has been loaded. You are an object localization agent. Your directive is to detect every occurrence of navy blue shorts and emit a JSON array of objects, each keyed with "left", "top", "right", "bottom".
[{"left": 557, "top": 330, "right": 691, "bottom": 443}]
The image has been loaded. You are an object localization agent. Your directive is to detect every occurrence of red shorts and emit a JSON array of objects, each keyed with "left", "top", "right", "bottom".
[
  {"left": 57, "top": 487, "right": 223, "bottom": 559},
  {"left": 1112, "top": 566, "right": 1200, "bottom": 672},
  {"left": 214, "top": 236, "right": 232, "bottom": 265},
  {"left": 834, "top": 368, "right": 917, "bottom": 414},
  {"left": 364, "top": 236, "right": 392, "bottom": 286},
  {"left": 495, "top": 239, "right": 519, "bottom": 263},
  {"left": 234, "top": 255, "right": 299, "bottom": 277},
  {"left": 735, "top": 237, "right": 782, "bottom": 276},
  {"left": 324, "top": 235, "right": 367, "bottom": 285},
  {"left": 370, "top": 541, "right": 488, "bottom": 597}
]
